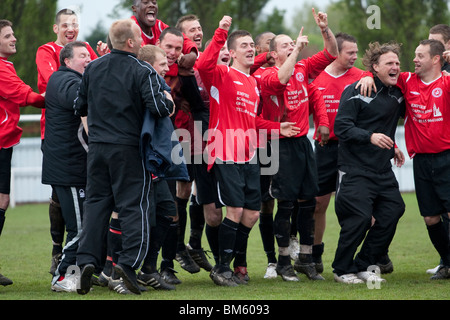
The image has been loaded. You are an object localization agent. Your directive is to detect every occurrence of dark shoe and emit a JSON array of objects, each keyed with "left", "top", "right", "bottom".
[
  {"left": 233, "top": 266, "right": 249, "bottom": 285},
  {"left": 377, "top": 255, "right": 394, "bottom": 274},
  {"left": 0, "top": 273, "right": 13, "bottom": 286},
  {"left": 161, "top": 267, "right": 182, "bottom": 285},
  {"left": 108, "top": 279, "right": 133, "bottom": 295},
  {"left": 137, "top": 271, "right": 176, "bottom": 290},
  {"left": 176, "top": 249, "right": 200, "bottom": 273},
  {"left": 114, "top": 264, "right": 141, "bottom": 295},
  {"left": 77, "top": 264, "right": 95, "bottom": 295},
  {"left": 92, "top": 271, "right": 110, "bottom": 287},
  {"left": 276, "top": 264, "right": 299, "bottom": 282},
  {"left": 312, "top": 243, "right": 324, "bottom": 273},
  {"left": 187, "top": 244, "right": 213, "bottom": 271},
  {"left": 294, "top": 254, "right": 325, "bottom": 280},
  {"left": 430, "top": 265, "right": 450, "bottom": 280},
  {"left": 49, "top": 253, "right": 62, "bottom": 276},
  {"left": 210, "top": 266, "right": 239, "bottom": 287}
]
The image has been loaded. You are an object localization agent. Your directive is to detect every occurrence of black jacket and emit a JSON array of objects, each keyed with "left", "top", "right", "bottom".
[
  {"left": 334, "top": 77, "right": 405, "bottom": 173},
  {"left": 74, "top": 49, "right": 174, "bottom": 146},
  {"left": 42, "top": 66, "right": 87, "bottom": 186}
]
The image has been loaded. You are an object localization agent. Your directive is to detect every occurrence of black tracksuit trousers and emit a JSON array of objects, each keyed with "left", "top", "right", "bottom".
[
  {"left": 77, "top": 143, "right": 152, "bottom": 270},
  {"left": 332, "top": 167, "right": 405, "bottom": 276}
]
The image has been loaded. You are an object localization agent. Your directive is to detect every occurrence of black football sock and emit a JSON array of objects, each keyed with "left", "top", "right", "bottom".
[
  {"left": 176, "top": 197, "right": 189, "bottom": 252},
  {"left": 259, "top": 212, "right": 277, "bottom": 264},
  {"left": 233, "top": 223, "right": 251, "bottom": 268},
  {"left": 218, "top": 218, "right": 238, "bottom": 270},
  {"left": 188, "top": 195, "right": 205, "bottom": 249},
  {"left": 427, "top": 220, "right": 450, "bottom": 266},
  {"left": 205, "top": 224, "right": 220, "bottom": 264}
]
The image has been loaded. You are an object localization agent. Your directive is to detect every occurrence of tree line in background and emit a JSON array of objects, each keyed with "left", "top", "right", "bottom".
[{"left": 1, "top": 0, "right": 448, "bottom": 118}]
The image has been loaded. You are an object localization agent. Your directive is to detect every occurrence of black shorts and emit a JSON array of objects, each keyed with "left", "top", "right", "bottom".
[
  {"left": 0, "top": 148, "right": 13, "bottom": 194},
  {"left": 270, "top": 136, "right": 318, "bottom": 201},
  {"left": 213, "top": 161, "right": 261, "bottom": 211},
  {"left": 413, "top": 150, "right": 450, "bottom": 217},
  {"left": 315, "top": 140, "right": 339, "bottom": 196},
  {"left": 193, "top": 162, "right": 218, "bottom": 205}
]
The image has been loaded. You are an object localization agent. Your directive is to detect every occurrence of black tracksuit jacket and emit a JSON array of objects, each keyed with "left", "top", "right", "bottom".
[
  {"left": 42, "top": 66, "right": 87, "bottom": 186},
  {"left": 74, "top": 49, "right": 174, "bottom": 146},
  {"left": 334, "top": 76, "right": 405, "bottom": 173}
]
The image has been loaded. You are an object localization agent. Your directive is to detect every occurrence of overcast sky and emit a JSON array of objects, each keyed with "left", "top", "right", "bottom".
[{"left": 57, "top": 0, "right": 333, "bottom": 40}]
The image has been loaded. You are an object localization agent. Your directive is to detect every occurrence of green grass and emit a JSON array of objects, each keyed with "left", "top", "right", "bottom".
[{"left": 0, "top": 192, "right": 448, "bottom": 301}]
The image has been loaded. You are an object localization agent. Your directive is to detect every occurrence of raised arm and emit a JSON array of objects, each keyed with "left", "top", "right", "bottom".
[
  {"left": 278, "top": 27, "right": 309, "bottom": 84},
  {"left": 312, "top": 8, "right": 338, "bottom": 58},
  {"left": 196, "top": 16, "right": 231, "bottom": 89}
]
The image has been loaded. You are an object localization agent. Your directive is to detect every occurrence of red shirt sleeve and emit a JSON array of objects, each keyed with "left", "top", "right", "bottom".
[
  {"left": 196, "top": 27, "right": 228, "bottom": 91},
  {"left": 36, "top": 44, "right": 60, "bottom": 93},
  {"left": 0, "top": 63, "right": 44, "bottom": 108},
  {"left": 308, "top": 82, "right": 329, "bottom": 128}
]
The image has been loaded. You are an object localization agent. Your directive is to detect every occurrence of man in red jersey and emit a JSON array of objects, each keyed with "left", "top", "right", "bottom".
[
  {"left": 310, "top": 33, "right": 364, "bottom": 274},
  {"left": 176, "top": 14, "right": 222, "bottom": 273},
  {"left": 35, "top": 8, "right": 99, "bottom": 276},
  {"left": 197, "top": 15, "right": 300, "bottom": 286},
  {"left": 130, "top": 0, "right": 197, "bottom": 69},
  {"left": 0, "top": 20, "right": 45, "bottom": 286},
  {"left": 359, "top": 39, "right": 450, "bottom": 280},
  {"left": 260, "top": 9, "right": 337, "bottom": 282}
]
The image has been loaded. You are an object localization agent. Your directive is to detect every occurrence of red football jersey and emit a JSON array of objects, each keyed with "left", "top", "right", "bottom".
[
  {"left": 197, "top": 27, "right": 280, "bottom": 169},
  {"left": 397, "top": 72, "right": 450, "bottom": 157},
  {"left": 1, "top": 57, "right": 45, "bottom": 148},
  {"left": 130, "top": 16, "right": 198, "bottom": 56},
  {"left": 260, "top": 50, "right": 334, "bottom": 137},
  {"left": 312, "top": 66, "right": 364, "bottom": 141},
  {"left": 35, "top": 41, "right": 98, "bottom": 139}
]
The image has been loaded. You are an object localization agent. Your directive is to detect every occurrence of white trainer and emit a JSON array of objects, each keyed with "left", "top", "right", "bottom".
[
  {"left": 426, "top": 265, "right": 440, "bottom": 274},
  {"left": 356, "top": 271, "right": 386, "bottom": 283},
  {"left": 51, "top": 273, "right": 78, "bottom": 292},
  {"left": 333, "top": 273, "right": 364, "bottom": 284},
  {"left": 264, "top": 263, "right": 277, "bottom": 279}
]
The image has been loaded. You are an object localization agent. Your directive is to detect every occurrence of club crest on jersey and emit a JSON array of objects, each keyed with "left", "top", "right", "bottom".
[
  {"left": 295, "top": 73, "right": 305, "bottom": 83},
  {"left": 432, "top": 88, "right": 442, "bottom": 98}
]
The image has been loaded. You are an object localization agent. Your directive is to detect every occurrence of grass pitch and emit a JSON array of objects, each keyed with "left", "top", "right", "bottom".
[{"left": 0, "top": 192, "right": 448, "bottom": 303}]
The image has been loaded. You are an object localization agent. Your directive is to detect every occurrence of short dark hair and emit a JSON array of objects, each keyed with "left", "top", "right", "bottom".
[
  {"left": 159, "top": 27, "right": 184, "bottom": 42},
  {"left": 362, "top": 41, "right": 401, "bottom": 74},
  {"left": 175, "top": 14, "right": 200, "bottom": 31},
  {"left": 55, "top": 8, "right": 77, "bottom": 25},
  {"left": 0, "top": 19, "right": 13, "bottom": 33},
  {"left": 335, "top": 32, "right": 357, "bottom": 53},
  {"left": 60, "top": 41, "right": 87, "bottom": 66},
  {"left": 420, "top": 39, "right": 445, "bottom": 66},
  {"left": 429, "top": 24, "right": 450, "bottom": 43},
  {"left": 254, "top": 31, "right": 273, "bottom": 46},
  {"left": 227, "top": 30, "right": 252, "bottom": 51}
]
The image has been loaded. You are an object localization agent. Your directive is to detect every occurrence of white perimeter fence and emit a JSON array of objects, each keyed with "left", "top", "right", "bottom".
[{"left": 10, "top": 115, "right": 415, "bottom": 207}]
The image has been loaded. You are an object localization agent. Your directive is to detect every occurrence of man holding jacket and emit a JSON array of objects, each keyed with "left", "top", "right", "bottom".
[{"left": 74, "top": 19, "right": 174, "bottom": 295}]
